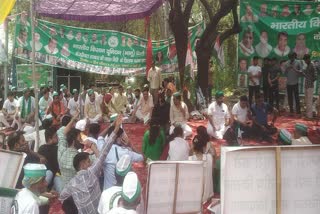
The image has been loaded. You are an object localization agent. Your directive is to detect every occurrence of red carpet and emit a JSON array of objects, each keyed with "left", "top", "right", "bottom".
[{"left": 49, "top": 116, "right": 320, "bottom": 213}]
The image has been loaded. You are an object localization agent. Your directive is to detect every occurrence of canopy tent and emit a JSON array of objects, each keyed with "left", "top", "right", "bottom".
[{"left": 35, "top": 0, "right": 165, "bottom": 22}]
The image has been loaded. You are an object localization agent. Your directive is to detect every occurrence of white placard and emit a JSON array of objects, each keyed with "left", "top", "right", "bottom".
[
  {"left": 281, "top": 148, "right": 320, "bottom": 214},
  {"left": 0, "top": 149, "right": 26, "bottom": 188},
  {"left": 222, "top": 147, "right": 276, "bottom": 214},
  {"left": 221, "top": 145, "right": 320, "bottom": 214},
  {"left": 146, "top": 161, "right": 204, "bottom": 214}
]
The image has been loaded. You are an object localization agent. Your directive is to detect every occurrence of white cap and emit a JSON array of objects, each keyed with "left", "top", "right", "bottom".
[
  {"left": 116, "top": 155, "right": 132, "bottom": 177},
  {"left": 75, "top": 119, "right": 87, "bottom": 131},
  {"left": 122, "top": 172, "right": 141, "bottom": 203}
]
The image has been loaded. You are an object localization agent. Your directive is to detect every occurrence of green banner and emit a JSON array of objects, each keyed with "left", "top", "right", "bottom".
[
  {"left": 237, "top": 0, "right": 320, "bottom": 94},
  {"left": 14, "top": 16, "right": 204, "bottom": 75},
  {"left": 16, "top": 64, "right": 53, "bottom": 90}
]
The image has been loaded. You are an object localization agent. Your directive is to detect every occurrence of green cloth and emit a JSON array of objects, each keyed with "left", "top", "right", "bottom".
[
  {"left": 142, "top": 128, "right": 165, "bottom": 161},
  {"left": 21, "top": 97, "right": 31, "bottom": 119}
]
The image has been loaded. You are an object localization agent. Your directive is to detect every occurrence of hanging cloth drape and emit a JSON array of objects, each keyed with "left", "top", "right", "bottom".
[{"left": 0, "top": 0, "right": 16, "bottom": 24}]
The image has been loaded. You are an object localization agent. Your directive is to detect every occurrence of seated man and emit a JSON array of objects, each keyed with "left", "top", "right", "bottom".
[
  {"left": 167, "top": 126, "right": 190, "bottom": 161},
  {"left": 132, "top": 88, "right": 154, "bottom": 123},
  {"left": 67, "top": 89, "right": 81, "bottom": 118},
  {"left": 98, "top": 155, "right": 132, "bottom": 213},
  {"left": 251, "top": 93, "right": 278, "bottom": 142},
  {"left": 39, "top": 88, "right": 53, "bottom": 120},
  {"left": 112, "top": 85, "right": 128, "bottom": 114},
  {"left": 207, "top": 91, "right": 230, "bottom": 139},
  {"left": 60, "top": 116, "right": 123, "bottom": 213},
  {"left": 292, "top": 123, "right": 312, "bottom": 145},
  {"left": 0, "top": 91, "right": 18, "bottom": 128},
  {"left": 278, "top": 129, "right": 292, "bottom": 145},
  {"left": 231, "top": 95, "right": 253, "bottom": 139},
  {"left": 99, "top": 122, "right": 144, "bottom": 190},
  {"left": 11, "top": 163, "right": 51, "bottom": 214},
  {"left": 84, "top": 89, "right": 102, "bottom": 123},
  {"left": 17, "top": 87, "right": 36, "bottom": 129},
  {"left": 108, "top": 172, "right": 142, "bottom": 214},
  {"left": 46, "top": 91, "right": 65, "bottom": 126},
  {"left": 7, "top": 131, "right": 46, "bottom": 189},
  {"left": 169, "top": 92, "right": 192, "bottom": 138}
]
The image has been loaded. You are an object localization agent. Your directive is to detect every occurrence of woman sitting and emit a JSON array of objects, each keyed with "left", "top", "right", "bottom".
[{"left": 142, "top": 119, "right": 165, "bottom": 161}]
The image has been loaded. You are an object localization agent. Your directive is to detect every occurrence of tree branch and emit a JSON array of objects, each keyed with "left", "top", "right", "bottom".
[
  {"left": 219, "top": 5, "right": 241, "bottom": 44},
  {"left": 200, "top": 0, "right": 236, "bottom": 48},
  {"left": 183, "top": 0, "right": 195, "bottom": 23},
  {"left": 199, "top": 0, "right": 214, "bottom": 21}
]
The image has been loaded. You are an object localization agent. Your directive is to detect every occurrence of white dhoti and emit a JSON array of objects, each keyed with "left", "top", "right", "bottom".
[
  {"left": 135, "top": 110, "right": 151, "bottom": 124},
  {"left": 207, "top": 122, "right": 229, "bottom": 140},
  {"left": 169, "top": 123, "right": 192, "bottom": 138}
]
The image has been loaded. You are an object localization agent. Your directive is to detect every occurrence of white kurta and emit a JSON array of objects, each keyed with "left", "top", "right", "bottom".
[
  {"left": 207, "top": 101, "right": 230, "bottom": 139},
  {"left": 12, "top": 188, "right": 41, "bottom": 214}
]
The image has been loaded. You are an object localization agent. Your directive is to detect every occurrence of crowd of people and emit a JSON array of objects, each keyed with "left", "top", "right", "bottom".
[{"left": 0, "top": 55, "right": 315, "bottom": 213}]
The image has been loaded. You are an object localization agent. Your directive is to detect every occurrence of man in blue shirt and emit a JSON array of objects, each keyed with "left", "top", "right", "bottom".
[{"left": 251, "top": 94, "right": 278, "bottom": 142}]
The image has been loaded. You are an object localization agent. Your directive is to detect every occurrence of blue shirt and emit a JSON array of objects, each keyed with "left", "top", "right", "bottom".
[
  {"left": 251, "top": 102, "right": 273, "bottom": 126},
  {"left": 96, "top": 137, "right": 144, "bottom": 190}
]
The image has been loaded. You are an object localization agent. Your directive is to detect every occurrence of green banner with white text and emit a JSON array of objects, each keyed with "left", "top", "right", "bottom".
[
  {"left": 237, "top": 0, "right": 320, "bottom": 92},
  {"left": 14, "top": 15, "right": 204, "bottom": 76}
]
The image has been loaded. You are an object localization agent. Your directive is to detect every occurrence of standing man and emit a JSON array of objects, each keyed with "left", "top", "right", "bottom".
[
  {"left": 248, "top": 56, "right": 262, "bottom": 106},
  {"left": 261, "top": 58, "right": 271, "bottom": 103},
  {"left": 284, "top": 52, "right": 302, "bottom": 116},
  {"left": 147, "top": 60, "right": 162, "bottom": 105},
  {"left": 207, "top": 91, "right": 231, "bottom": 139},
  {"left": 302, "top": 54, "right": 316, "bottom": 119},
  {"left": 268, "top": 57, "right": 281, "bottom": 110}
]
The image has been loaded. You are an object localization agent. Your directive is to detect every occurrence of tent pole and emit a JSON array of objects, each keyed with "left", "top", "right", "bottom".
[
  {"left": 30, "top": 0, "right": 40, "bottom": 151},
  {"left": 4, "top": 19, "right": 9, "bottom": 101}
]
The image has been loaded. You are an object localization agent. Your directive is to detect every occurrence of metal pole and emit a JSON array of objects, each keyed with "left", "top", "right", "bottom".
[
  {"left": 4, "top": 19, "right": 9, "bottom": 101},
  {"left": 30, "top": 0, "right": 40, "bottom": 151}
]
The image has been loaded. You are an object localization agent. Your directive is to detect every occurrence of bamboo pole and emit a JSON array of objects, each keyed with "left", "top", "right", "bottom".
[{"left": 30, "top": 0, "right": 40, "bottom": 151}]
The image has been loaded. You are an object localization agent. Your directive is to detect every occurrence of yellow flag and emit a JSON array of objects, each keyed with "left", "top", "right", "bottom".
[{"left": 0, "top": 0, "right": 16, "bottom": 24}]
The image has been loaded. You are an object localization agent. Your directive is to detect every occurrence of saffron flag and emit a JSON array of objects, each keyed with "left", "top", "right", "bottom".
[{"left": 0, "top": 0, "right": 16, "bottom": 24}]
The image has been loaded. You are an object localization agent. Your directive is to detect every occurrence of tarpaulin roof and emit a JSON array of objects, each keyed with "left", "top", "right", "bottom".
[{"left": 35, "top": 0, "right": 164, "bottom": 22}]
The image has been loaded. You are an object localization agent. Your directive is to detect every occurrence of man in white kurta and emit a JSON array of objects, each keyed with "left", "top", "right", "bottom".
[
  {"left": 132, "top": 89, "right": 154, "bottom": 123},
  {"left": 84, "top": 89, "right": 102, "bottom": 123},
  {"left": 169, "top": 92, "right": 192, "bottom": 138},
  {"left": 68, "top": 89, "right": 81, "bottom": 117},
  {"left": 0, "top": 92, "right": 18, "bottom": 128},
  {"left": 207, "top": 91, "right": 231, "bottom": 139},
  {"left": 112, "top": 85, "right": 128, "bottom": 114},
  {"left": 147, "top": 60, "right": 162, "bottom": 105},
  {"left": 11, "top": 164, "right": 49, "bottom": 214}
]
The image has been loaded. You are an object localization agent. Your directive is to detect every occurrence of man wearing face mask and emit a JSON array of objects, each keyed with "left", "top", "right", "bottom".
[{"left": 255, "top": 31, "right": 272, "bottom": 58}]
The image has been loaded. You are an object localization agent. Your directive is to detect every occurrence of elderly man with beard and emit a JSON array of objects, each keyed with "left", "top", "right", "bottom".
[{"left": 85, "top": 89, "right": 102, "bottom": 123}]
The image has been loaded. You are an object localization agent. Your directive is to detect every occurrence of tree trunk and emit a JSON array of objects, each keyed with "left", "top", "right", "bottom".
[
  {"left": 196, "top": 45, "right": 211, "bottom": 98},
  {"left": 169, "top": 9, "right": 188, "bottom": 90}
]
